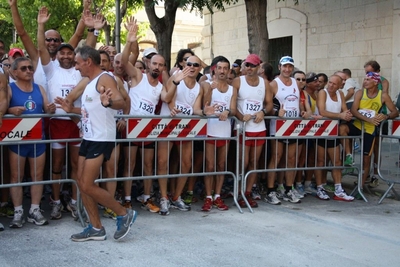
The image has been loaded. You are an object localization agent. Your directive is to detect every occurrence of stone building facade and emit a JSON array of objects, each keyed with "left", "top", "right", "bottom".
[{"left": 202, "top": 0, "right": 400, "bottom": 98}]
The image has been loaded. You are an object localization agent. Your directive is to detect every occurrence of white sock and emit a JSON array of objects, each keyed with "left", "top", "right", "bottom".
[
  {"left": 70, "top": 199, "right": 77, "bottom": 205},
  {"left": 125, "top": 196, "right": 131, "bottom": 201},
  {"left": 30, "top": 204, "right": 40, "bottom": 213},
  {"left": 206, "top": 195, "right": 212, "bottom": 200},
  {"left": 54, "top": 200, "right": 61, "bottom": 205},
  {"left": 335, "top": 184, "right": 343, "bottom": 193},
  {"left": 143, "top": 195, "right": 150, "bottom": 202},
  {"left": 14, "top": 205, "right": 23, "bottom": 212},
  {"left": 214, "top": 194, "right": 220, "bottom": 200}
]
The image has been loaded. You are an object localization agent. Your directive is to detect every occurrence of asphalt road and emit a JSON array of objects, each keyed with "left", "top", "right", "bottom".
[{"left": 0, "top": 188, "right": 399, "bottom": 267}]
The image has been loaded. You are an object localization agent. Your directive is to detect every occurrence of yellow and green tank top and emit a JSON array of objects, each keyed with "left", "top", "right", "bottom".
[{"left": 353, "top": 89, "right": 382, "bottom": 134}]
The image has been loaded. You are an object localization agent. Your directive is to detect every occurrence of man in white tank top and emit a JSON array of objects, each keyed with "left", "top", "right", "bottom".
[
  {"left": 121, "top": 23, "right": 165, "bottom": 214},
  {"left": 233, "top": 54, "right": 273, "bottom": 209},
  {"left": 157, "top": 55, "right": 212, "bottom": 215},
  {"left": 70, "top": 46, "right": 136, "bottom": 242},
  {"left": 265, "top": 56, "right": 302, "bottom": 205},
  {"left": 315, "top": 75, "right": 354, "bottom": 201},
  {"left": 201, "top": 56, "right": 237, "bottom": 212},
  {"left": 38, "top": 9, "right": 83, "bottom": 220}
]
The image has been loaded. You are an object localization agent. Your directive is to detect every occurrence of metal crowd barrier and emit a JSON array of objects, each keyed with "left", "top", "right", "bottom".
[
  {"left": 377, "top": 119, "right": 400, "bottom": 203},
  {"left": 240, "top": 117, "right": 365, "bottom": 212}
]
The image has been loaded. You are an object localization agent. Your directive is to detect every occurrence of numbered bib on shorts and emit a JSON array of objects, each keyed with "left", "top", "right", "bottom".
[
  {"left": 176, "top": 101, "right": 193, "bottom": 116},
  {"left": 358, "top": 109, "right": 375, "bottom": 118},
  {"left": 243, "top": 99, "right": 262, "bottom": 114}
]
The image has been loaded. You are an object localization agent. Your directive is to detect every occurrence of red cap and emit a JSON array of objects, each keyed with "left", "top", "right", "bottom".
[
  {"left": 9, "top": 48, "right": 24, "bottom": 58},
  {"left": 244, "top": 54, "right": 262, "bottom": 66}
]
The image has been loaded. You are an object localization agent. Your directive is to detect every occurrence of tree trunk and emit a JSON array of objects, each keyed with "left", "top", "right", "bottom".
[
  {"left": 144, "top": 0, "right": 180, "bottom": 70},
  {"left": 244, "top": 0, "right": 269, "bottom": 62}
]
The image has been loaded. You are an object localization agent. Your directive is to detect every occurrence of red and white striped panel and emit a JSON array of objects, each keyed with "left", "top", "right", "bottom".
[
  {"left": 392, "top": 120, "right": 400, "bottom": 136},
  {"left": 0, "top": 118, "right": 43, "bottom": 142},
  {"left": 275, "top": 119, "right": 338, "bottom": 137},
  {"left": 127, "top": 118, "right": 207, "bottom": 139}
]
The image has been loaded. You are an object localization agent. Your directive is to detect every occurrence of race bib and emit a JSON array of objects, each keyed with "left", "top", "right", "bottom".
[
  {"left": 284, "top": 107, "right": 299, "bottom": 118},
  {"left": 81, "top": 105, "right": 93, "bottom": 138},
  {"left": 138, "top": 100, "right": 155, "bottom": 115},
  {"left": 359, "top": 109, "right": 375, "bottom": 118},
  {"left": 213, "top": 101, "right": 228, "bottom": 114},
  {"left": 176, "top": 101, "right": 193, "bottom": 116},
  {"left": 243, "top": 99, "right": 262, "bottom": 114}
]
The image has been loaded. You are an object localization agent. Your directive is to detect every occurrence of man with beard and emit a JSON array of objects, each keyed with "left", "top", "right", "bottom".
[
  {"left": 37, "top": 7, "right": 83, "bottom": 220},
  {"left": 121, "top": 23, "right": 171, "bottom": 213}
]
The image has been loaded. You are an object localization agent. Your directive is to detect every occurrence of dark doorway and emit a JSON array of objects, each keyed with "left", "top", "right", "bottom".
[{"left": 268, "top": 36, "right": 293, "bottom": 75}]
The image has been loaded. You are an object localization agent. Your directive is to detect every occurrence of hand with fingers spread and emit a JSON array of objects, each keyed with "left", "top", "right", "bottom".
[
  {"left": 172, "top": 67, "right": 191, "bottom": 84},
  {"left": 54, "top": 97, "right": 73, "bottom": 113},
  {"left": 37, "top": 6, "right": 50, "bottom": 25},
  {"left": 202, "top": 101, "right": 218, "bottom": 117},
  {"left": 125, "top": 21, "right": 139, "bottom": 43},
  {"left": 93, "top": 13, "right": 105, "bottom": 30},
  {"left": 124, "top": 16, "right": 137, "bottom": 31},
  {"left": 99, "top": 86, "right": 113, "bottom": 107}
]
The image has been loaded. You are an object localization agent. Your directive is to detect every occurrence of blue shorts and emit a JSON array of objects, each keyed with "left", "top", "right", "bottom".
[{"left": 9, "top": 143, "right": 46, "bottom": 158}]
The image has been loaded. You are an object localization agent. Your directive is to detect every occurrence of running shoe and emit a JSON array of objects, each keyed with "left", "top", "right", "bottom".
[
  {"left": 283, "top": 190, "right": 301, "bottom": 203},
  {"left": 171, "top": 196, "right": 190, "bottom": 211},
  {"left": 9, "top": 209, "right": 25, "bottom": 228},
  {"left": 27, "top": 208, "right": 49, "bottom": 226},
  {"left": 67, "top": 200, "right": 78, "bottom": 218},
  {"left": 0, "top": 204, "right": 14, "bottom": 218},
  {"left": 71, "top": 224, "right": 106, "bottom": 242},
  {"left": 264, "top": 191, "right": 281, "bottom": 205},
  {"left": 141, "top": 199, "right": 160, "bottom": 213},
  {"left": 201, "top": 198, "right": 213, "bottom": 212},
  {"left": 123, "top": 201, "right": 132, "bottom": 209},
  {"left": 114, "top": 209, "right": 137, "bottom": 240},
  {"left": 251, "top": 186, "right": 262, "bottom": 200},
  {"left": 322, "top": 184, "right": 335, "bottom": 193},
  {"left": 213, "top": 197, "right": 229, "bottom": 211},
  {"left": 333, "top": 190, "right": 354, "bottom": 202},
  {"left": 50, "top": 202, "right": 64, "bottom": 220},
  {"left": 292, "top": 188, "right": 305, "bottom": 199},
  {"left": 316, "top": 188, "right": 330, "bottom": 200},
  {"left": 159, "top": 197, "right": 170, "bottom": 216},
  {"left": 369, "top": 177, "right": 380, "bottom": 188},
  {"left": 344, "top": 154, "right": 353, "bottom": 166}
]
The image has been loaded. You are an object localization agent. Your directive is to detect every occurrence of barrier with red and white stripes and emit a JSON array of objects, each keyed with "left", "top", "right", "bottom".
[
  {"left": 391, "top": 120, "right": 400, "bottom": 136},
  {"left": 127, "top": 118, "right": 207, "bottom": 139},
  {"left": 275, "top": 119, "right": 338, "bottom": 137},
  {"left": 0, "top": 118, "right": 43, "bottom": 142}
]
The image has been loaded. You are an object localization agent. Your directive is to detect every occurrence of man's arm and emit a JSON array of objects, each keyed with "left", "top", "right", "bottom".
[
  {"left": 382, "top": 93, "right": 399, "bottom": 119},
  {"left": 9, "top": 0, "right": 39, "bottom": 62},
  {"left": 163, "top": 67, "right": 191, "bottom": 104},
  {"left": 37, "top": 6, "right": 52, "bottom": 66},
  {"left": 98, "top": 74, "right": 125, "bottom": 110},
  {"left": 0, "top": 73, "right": 8, "bottom": 127},
  {"left": 122, "top": 20, "right": 142, "bottom": 84}
]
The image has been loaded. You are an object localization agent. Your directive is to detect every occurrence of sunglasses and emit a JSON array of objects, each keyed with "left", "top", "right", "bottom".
[
  {"left": 232, "top": 63, "right": 239, "bottom": 68},
  {"left": 296, "top": 78, "right": 306, "bottom": 81},
  {"left": 1, "top": 63, "right": 10, "bottom": 68},
  {"left": 187, "top": 62, "right": 200, "bottom": 67},
  {"left": 280, "top": 57, "right": 294, "bottom": 64},
  {"left": 19, "top": 65, "right": 34, "bottom": 72},
  {"left": 183, "top": 57, "right": 189, "bottom": 61},
  {"left": 245, "top": 63, "right": 258, "bottom": 68},
  {"left": 45, "top": 38, "right": 61, "bottom": 43}
]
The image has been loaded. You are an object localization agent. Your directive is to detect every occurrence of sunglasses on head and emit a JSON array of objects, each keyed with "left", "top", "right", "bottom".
[
  {"left": 280, "top": 57, "right": 294, "bottom": 64},
  {"left": 232, "top": 63, "right": 239, "bottom": 68},
  {"left": 19, "top": 65, "right": 34, "bottom": 72},
  {"left": 244, "top": 63, "right": 257, "bottom": 68},
  {"left": 145, "top": 53, "right": 156, "bottom": 59},
  {"left": 296, "top": 78, "right": 306, "bottom": 82},
  {"left": 187, "top": 62, "right": 200, "bottom": 67},
  {"left": 45, "top": 38, "right": 61, "bottom": 43}
]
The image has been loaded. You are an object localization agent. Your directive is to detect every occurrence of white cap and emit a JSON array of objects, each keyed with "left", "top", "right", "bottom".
[{"left": 143, "top": 47, "right": 158, "bottom": 57}]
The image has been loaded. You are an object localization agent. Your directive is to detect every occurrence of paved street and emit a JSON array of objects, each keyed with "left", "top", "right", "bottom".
[{"left": 0, "top": 184, "right": 399, "bottom": 267}]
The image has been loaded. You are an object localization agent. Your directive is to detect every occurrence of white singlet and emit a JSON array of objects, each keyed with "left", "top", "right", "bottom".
[
  {"left": 324, "top": 88, "right": 342, "bottom": 113},
  {"left": 80, "top": 72, "right": 116, "bottom": 141},
  {"left": 236, "top": 76, "right": 266, "bottom": 132},
  {"left": 129, "top": 74, "right": 162, "bottom": 116},
  {"left": 207, "top": 85, "right": 233, "bottom": 137},
  {"left": 269, "top": 77, "right": 300, "bottom": 135},
  {"left": 160, "top": 80, "right": 200, "bottom": 116}
]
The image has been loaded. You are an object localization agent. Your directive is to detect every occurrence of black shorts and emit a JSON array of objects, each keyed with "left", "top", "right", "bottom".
[
  {"left": 193, "top": 140, "right": 204, "bottom": 152},
  {"left": 79, "top": 140, "right": 115, "bottom": 161},
  {"left": 278, "top": 138, "right": 305, "bottom": 145},
  {"left": 317, "top": 139, "right": 339, "bottom": 148},
  {"left": 347, "top": 123, "right": 375, "bottom": 156}
]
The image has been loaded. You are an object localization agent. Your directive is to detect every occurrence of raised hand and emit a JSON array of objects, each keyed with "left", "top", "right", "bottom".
[
  {"left": 37, "top": 6, "right": 50, "bottom": 24},
  {"left": 93, "top": 13, "right": 105, "bottom": 30},
  {"left": 99, "top": 86, "right": 112, "bottom": 107},
  {"left": 83, "top": 0, "right": 92, "bottom": 11},
  {"left": 125, "top": 21, "right": 138, "bottom": 43},
  {"left": 172, "top": 67, "right": 191, "bottom": 83},
  {"left": 124, "top": 16, "right": 137, "bottom": 31},
  {"left": 8, "top": 0, "right": 17, "bottom": 7}
]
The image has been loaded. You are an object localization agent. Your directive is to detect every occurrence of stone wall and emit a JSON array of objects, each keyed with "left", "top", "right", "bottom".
[{"left": 202, "top": 0, "right": 400, "bottom": 98}]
